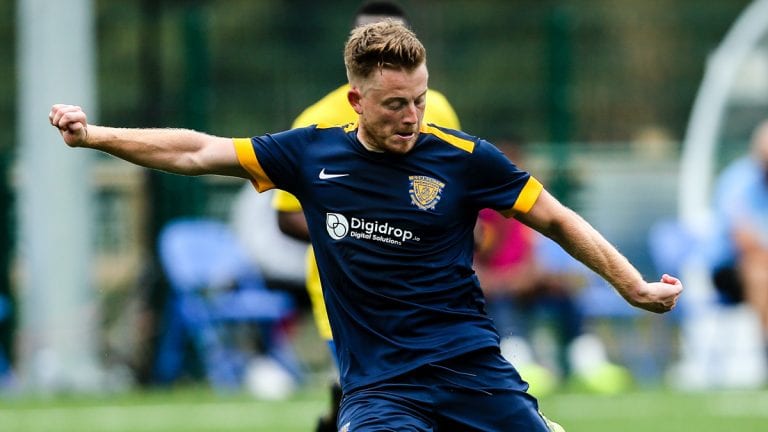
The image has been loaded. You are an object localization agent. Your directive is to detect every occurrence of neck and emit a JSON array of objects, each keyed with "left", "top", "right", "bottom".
[{"left": 357, "top": 132, "right": 384, "bottom": 153}]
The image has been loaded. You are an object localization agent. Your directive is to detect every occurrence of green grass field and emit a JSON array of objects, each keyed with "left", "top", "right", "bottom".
[{"left": 2, "top": 386, "right": 767, "bottom": 432}]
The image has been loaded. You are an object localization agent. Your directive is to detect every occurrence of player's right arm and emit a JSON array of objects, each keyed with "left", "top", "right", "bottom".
[{"left": 49, "top": 104, "right": 250, "bottom": 179}]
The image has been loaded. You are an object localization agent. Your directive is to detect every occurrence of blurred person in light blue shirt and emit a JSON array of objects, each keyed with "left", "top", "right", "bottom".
[{"left": 709, "top": 120, "right": 768, "bottom": 353}]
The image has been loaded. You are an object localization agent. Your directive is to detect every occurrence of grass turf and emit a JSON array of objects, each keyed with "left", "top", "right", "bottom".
[{"left": 1, "top": 386, "right": 766, "bottom": 432}]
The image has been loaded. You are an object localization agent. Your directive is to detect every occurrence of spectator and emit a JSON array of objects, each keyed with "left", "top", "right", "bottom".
[{"left": 710, "top": 120, "right": 768, "bottom": 356}]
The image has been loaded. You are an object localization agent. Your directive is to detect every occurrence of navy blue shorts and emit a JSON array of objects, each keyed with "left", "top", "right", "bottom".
[{"left": 337, "top": 348, "right": 558, "bottom": 431}]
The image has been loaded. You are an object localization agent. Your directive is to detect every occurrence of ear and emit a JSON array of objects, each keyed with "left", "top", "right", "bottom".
[{"left": 347, "top": 87, "right": 363, "bottom": 115}]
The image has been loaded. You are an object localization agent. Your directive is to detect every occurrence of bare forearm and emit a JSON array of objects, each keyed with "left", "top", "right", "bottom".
[
  {"left": 82, "top": 125, "right": 231, "bottom": 175},
  {"left": 502, "top": 187, "right": 681, "bottom": 313},
  {"left": 516, "top": 190, "right": 651, "bottom": 306},
  {"left": 49, "top": 104, "right": 247, "bottom": 178},
  {"left": 543, "top": 209, "right": 645, "bottom": 304}
]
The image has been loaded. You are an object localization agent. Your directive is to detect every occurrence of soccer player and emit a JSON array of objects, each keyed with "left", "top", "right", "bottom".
[
  {"left": 272, "top": 2, "right": 460, "bottom": 429},
  {"left": 50, "top": 19, "right": 682, "bottom": 432}
]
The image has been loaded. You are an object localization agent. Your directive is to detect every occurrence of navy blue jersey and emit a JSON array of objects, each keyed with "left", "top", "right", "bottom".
[{"left": 234, "top": 123, "right": 543, "bottom": 391}]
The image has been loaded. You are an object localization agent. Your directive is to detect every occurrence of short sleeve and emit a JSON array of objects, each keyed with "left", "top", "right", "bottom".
[
  {"left": 235, "top": 127, "right": 312, "bottom": 195},
  {"left": 234, "top": 138, "right": 275, "bottom": 192},
  {"left": 466, "top": 140, "right": 543, "bottom": 216}
]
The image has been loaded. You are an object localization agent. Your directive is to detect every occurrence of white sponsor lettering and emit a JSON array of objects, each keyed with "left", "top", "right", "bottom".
[{"left": 325, "top": 213, "right": 418, "bottom": 245}]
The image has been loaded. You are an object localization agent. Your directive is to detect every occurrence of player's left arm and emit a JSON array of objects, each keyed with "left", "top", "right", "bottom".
[{"left": 514, "top": 189, "right": 683, "bottom": 314}]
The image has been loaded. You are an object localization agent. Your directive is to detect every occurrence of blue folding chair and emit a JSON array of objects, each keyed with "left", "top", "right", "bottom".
[{"left": 153, "top": 218, "right": 301, "bottom": 391}]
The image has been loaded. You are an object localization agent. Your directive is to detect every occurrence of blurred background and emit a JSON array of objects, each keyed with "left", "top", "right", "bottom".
[{"left": 3, "top": 0, "right": 768, "bottom": 431}]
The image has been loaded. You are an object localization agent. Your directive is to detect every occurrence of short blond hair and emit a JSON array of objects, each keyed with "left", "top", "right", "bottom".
[{"left": 344, "top": 19, "right": 426, "bottom": 85}]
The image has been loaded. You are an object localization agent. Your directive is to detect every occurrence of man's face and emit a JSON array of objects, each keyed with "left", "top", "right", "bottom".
[{"left": 349, "top": 63, "right": 428, "bottom": 154}]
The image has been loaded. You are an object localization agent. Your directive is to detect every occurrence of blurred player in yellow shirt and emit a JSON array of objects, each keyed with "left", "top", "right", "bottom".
[{"left": 271, "top": 2, "right": 460, "bottom": 431}]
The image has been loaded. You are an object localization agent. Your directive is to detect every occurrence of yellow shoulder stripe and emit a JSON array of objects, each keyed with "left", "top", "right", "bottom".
[
  {"left": 421, "top": 124, "right": 474, "bottom": 153},
  {"left": 500, "top": 176, "right": 543, "bottom": 217},
  {"left": 233, "top": 138, "right": 275, "bottom": 192},
  {"left": 314, "top": 122, "right": 357, "bottom": 132}
]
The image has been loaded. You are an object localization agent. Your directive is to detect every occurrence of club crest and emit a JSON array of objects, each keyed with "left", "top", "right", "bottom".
[{"left": 409, "top": 175, "right": 445, "bottom": 211}]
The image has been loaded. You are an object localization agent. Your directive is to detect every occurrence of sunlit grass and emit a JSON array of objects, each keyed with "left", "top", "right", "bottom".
[
  {"left": 2, "top": 385, "right": 767, "bottom": 432},
  {"left": 540, "top": 388, "right": 768, "bottom": 432},
  {"left": 0, "top": 385, "right": 326, "bottom": 432}
]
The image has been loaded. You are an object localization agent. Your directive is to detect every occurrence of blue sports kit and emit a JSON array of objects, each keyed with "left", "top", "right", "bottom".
[{"left": 235, "top": 123, "right": 552, "bottom": 431}]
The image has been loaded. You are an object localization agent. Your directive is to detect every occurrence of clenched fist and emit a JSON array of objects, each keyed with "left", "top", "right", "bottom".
[{"left": 49, "top": 104, "right": 89, "bottom": 147}]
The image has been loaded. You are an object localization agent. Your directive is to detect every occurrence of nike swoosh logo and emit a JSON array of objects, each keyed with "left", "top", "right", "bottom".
[{"left": 319, "top": 168, "right": 350, "bottom": 179}]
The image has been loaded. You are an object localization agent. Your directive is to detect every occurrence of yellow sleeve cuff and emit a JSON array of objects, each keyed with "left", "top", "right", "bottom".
[
  {"left": 501, "top": 176, "right": 543, "bottom": 217},
  {"left": 233, "top": 138, "right": 275, "bottom": 192}
]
